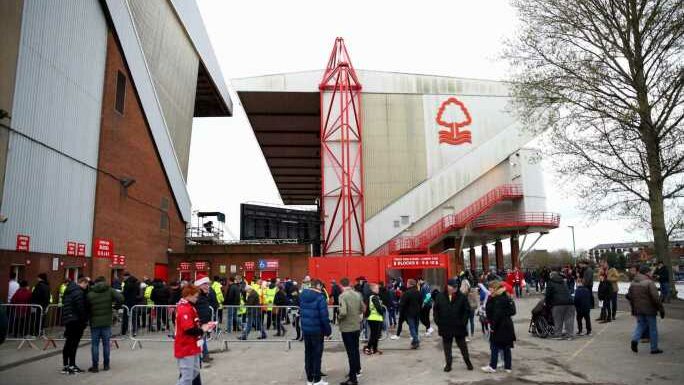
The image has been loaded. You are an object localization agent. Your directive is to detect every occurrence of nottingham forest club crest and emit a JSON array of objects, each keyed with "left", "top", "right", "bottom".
[{"left": 435, "top": 97, "right": 472, "bottom": 145}]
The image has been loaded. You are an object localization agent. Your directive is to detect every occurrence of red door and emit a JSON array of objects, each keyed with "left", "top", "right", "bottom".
[
  {"left": 260, "top": 270, "right": 277, "bottom": 281},
  {"left": 244, "top": 271, "right": 255, "bottom": 284},
  {"left": 154, "top": 264, "right": 169, "bottom": 282}
]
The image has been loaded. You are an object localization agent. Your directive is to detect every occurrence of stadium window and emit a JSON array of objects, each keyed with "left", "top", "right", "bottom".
[{"left": 115, "top": 71, "right": 126, "bottom": 114}]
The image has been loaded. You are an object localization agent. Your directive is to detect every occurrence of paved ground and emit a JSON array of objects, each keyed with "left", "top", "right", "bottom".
[{"left": 1, "top": 295, "right": 682, "bottom": 385}]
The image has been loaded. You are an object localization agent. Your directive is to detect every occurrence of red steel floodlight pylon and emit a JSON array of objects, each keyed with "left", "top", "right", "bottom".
[{"left": 319, "top": 37, "right": 365, "bottom": 256}]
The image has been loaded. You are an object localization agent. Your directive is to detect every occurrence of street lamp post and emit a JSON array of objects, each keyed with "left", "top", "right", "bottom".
[{"left": 568, "top": 225, "right": 576, "bottom": 261}]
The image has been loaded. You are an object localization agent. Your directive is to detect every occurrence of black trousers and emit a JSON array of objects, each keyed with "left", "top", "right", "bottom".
[
  {"left": 366, "top": 320, "right": 382, "bottom": 352},
  {"left": 576, "top": 311, "right": 591, "bottom": 333},
  {"left": 395, "top": 312, "right": 406, "bottom": 336},
  {"left": 62, "top": 322, "right": 85, "bottom": 367},
  {"left": 442, "top": 335, "right": 472, "bottom": 368},
  {"left": 342, "top": 330, "right": 361, "bottom": 382},
  {"left": 304, "top": 334, "right": 324, "bottom": 383},
  {"left": 420, "top": 307, "right": 431, "bottom": 329}
]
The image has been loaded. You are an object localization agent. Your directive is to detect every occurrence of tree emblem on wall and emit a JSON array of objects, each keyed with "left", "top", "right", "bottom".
[{"left": 435, "top": 97, "right": 472, "bottom": 145}]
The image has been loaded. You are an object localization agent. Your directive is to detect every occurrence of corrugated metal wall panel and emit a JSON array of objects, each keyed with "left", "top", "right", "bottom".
[
  {"left": 0, "top": 0, "right": 107, "bottom": 255},
  {"left": 363, "top": 94, "right": 427, "bottom": 219},
  {"left": 129, "top": 0, "right": 198, "bottom": 178},
  {"left": 105, "top": 0, "right": 192, "bottom": 222}
]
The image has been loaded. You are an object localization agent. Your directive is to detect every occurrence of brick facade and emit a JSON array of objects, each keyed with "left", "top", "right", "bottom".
[
  {"left": 169, "top": 244, "right": 311, "bottom": 284},
  {"left": 90, "top": 31, "right": 186, "bottom": 282}
]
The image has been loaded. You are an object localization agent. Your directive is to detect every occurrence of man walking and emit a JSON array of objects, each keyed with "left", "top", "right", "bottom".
[
  {"left": 338, "top": 277, "right": 364, "bottom": 385},
  {"left": 545, "top": 269, "right": 575, "bottom": 340},
  {"left": 399, "top": 279, "right": 422, "bottom": 349},
  {"left": 604, "top": 260, "right": 620, "bottom": 319},
  {"left": 300, "top": 279, "right": 332, "bottom": 385},
  {"left": 86, "top": 276, "right": 123, "bottom": 373},
  {"left": 626, "top": 265, "right": 664, "bottom": 354},
  {"left": 434, "top": 278, "right": 473, "bottom": 372},
  {"left": 61, "top": 277, "right": 89, "bottom": 374},
  {"left": 654, "top": 261, "right": 671, "bottom": 304}
]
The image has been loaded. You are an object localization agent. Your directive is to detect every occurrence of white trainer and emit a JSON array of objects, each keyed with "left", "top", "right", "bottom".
[
  {"left": 505, "top": 369, "right": 513, "bottom": 373},
  {"left": 313, "top": 381, "right": 329, "bottom": 385},
  {"left": 390, "top": 335, "right": 400, "bottom": 340},
  {"left": 481, "top": 366, "right": 497, "bottom": 373}
]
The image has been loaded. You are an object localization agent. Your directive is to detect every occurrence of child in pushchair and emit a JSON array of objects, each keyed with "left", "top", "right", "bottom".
[{"left": 529, "top": 298, "right": 555, "bottom": 338}]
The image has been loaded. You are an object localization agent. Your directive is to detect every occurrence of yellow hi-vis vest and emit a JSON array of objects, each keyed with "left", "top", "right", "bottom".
[
  {"left": 58, "top": 283, "right": 67, "bottom": 304},
  {"left": 265, "top": 287, "right": 276, "bottom": 311},
  {"left": 367, "top": 295, "right": 384, "bottom": 322},
  {"left": 238, "top": 295, "right": 246, "bottom": 315},
  {"left": 211, "top": 281, "right": 224, "bottom": 309},
  {"left": 144, "top": 285, "right": 154, "bottom": 305}
]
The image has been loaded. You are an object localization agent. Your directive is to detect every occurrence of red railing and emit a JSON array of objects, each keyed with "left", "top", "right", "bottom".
[
  {"left": 472, "top": 212, "right": 560, "bottom": 230},
  {"left": 375, "top": 184, "right": 524, "bottom": 254}
]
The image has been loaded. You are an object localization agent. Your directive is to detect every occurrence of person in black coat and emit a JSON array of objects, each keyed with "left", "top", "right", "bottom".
[
  {"left": 433, "top": 278, "right": 473, "bottom": 372},
  {"left": 224, "top": 277, "right": 242, "bottom": 332},
  {"left": 597, "top": 274, "right": 613, "bottom": 323},
  {"left": 121, "top": 274, "right": 141, "bottom": 336},
  {"left": 574, "top": 280, "right": 592, "bottom": 335},
  {"left": 482, "top": 280, "right": 516, "bottom": 373},
  {"left": 61, "top": 277, "right": 89, "bottom": 374},
  {"left": 151, "top": 280, "right": 171, "bottom": 331},
  {"left": 273, "top": 284, "right": 288, "bottom": 336},
  {"left": 399, "top": 279, "right": 423, "bottom": 349}
]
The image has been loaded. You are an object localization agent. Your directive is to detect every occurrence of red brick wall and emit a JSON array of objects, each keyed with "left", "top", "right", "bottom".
[
  {"left": 91, "top": 31, "right": 186, "bottom": 281},
  {"left": 169, "top": 244, "right": 311, "bottom": 283}
]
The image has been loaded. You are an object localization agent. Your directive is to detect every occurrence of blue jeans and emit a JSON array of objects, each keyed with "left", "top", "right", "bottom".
[
  {"left": 91, "top": 326, "right": 112, "bottom": 367},
  {"left": 407, "top": 316, "right": 419, "bottom": 345},
  {"left": 226, "top": 307, "right": 238, "bottom": 332},
  {"left": 304, "top": 334, "right": 324, "bottom": 383},
  {"left": 489, "top": 340, "right": 512, "bottom": 370},
  {"left": 660, "top": 282, "right": 670, "bottom": 302},
  {"left": 631, "top": 315, "right": 658, "bottom": 352}
]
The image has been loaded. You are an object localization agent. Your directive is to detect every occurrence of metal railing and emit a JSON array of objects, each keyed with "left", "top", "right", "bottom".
[
  {"left": 0, "top": 304, "right": 43, "bottom": 350},
  {"left": 379, "top": 184, "right": 523, "bottom": 254},
  {"left": 41, "top": 304, "right": 130, "bottom": 350},
  {"left": 128, "top": 305, "right": 216, "bottom": 349},
  {"left": 472, "top": 212, "right": 561, "bottom": 230}
]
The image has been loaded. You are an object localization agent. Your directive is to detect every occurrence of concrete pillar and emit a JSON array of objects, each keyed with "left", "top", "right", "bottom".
[
  {"left": 469, "top": 247, "right": 477, "bottom": 272},
  {"left": 481, "top": 243, "right": 490, "bottom": 272},
  {"left": 495, "top": 240, "right": 504, "bottom": 272},
  {"left": 511, "top": 234, "right": 520, "bottom": 269}
]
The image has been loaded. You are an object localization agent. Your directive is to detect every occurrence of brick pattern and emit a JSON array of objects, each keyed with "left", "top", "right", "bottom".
[{"left": 90, "top": 31, "right": 186, "bottom": 281}]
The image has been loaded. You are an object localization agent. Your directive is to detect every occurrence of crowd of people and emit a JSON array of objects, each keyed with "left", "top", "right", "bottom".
[{"left": 1, "top": 257, "right": 675, "bottom": 385}]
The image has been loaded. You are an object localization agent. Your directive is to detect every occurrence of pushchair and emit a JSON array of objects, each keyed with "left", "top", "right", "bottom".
[{"left": 529, "top": 299, "right": 554, "bottom": 338}]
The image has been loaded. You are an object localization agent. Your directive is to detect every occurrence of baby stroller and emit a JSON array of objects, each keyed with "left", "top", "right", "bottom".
[{"left": 529, "top": 299, "right": 554, "bottom": 338}]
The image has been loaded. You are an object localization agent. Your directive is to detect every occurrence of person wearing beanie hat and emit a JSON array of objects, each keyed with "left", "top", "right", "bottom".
[
  {"left": 434, "top": 278, "right": 473, "bottom": 372},
  {"left": 193, "top": 277, "right": 215, "bottom": 364},
  {"left": 481, "top": 278, "right": 516, "bottom": 374},
  {"left": 626, "top": 264, "right": 664, "bottom": 354},
  {"left": 31, "top": 273, "right": 51, "bottom": 336}
]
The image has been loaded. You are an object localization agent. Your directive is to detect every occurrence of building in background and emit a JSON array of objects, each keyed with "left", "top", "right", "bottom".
[
  {"left": 233, "top": 57, "right": 561, "bottom": 286},
  {"left": 0, "top": 0, "right": 232, "bottom": 300}
]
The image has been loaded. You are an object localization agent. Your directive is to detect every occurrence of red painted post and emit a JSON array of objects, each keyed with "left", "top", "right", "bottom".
[
  {"left": 319, "top": 38, "right": 365, "bottom": 257},
  {"left": 510, "top": 234, "right": 520, "bottom": 269},
  {"left": 481, "top": 243, "right": 490, "bottom": 272},
  {"left": 469, "top": 247, "right": 477, "bottom": 272},
  {"left": 495, "top": 240, "right": 504, "bottom": 272}
]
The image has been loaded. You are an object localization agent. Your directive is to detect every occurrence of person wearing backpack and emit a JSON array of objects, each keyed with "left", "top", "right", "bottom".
[{"left": 363, "top": 283, "right": 385, "bottom": 355}]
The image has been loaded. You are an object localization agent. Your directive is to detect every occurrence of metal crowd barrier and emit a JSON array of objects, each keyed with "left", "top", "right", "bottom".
[
  {"left": 128, "top": 305, "right": 215, "bottom": 350},
  {"left": 0, "top": 304, "right": 43, "bottom": 350},
  {"left": 216, "top": 304, "right": 389, "bottom": 351},
  {"left": 41, "top": 304, "right": 130, "bottom": 350}
]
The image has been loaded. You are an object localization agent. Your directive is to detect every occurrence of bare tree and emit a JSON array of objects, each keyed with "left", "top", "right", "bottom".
[{"left": 506, "top": 0, "right": 684, "bottom": 292}]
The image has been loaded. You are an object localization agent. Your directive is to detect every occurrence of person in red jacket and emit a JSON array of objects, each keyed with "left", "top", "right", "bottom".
[
  {"left": 175, "top": 285, "right": 215, "bottom": 385},
  {"left": 10, "top": 280, "right": 32, "bottom": 337}
]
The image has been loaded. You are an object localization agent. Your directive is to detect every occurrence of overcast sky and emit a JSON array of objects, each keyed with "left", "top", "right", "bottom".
[{"left": 187, "top": 0, "right": 649, "bottom": 253}]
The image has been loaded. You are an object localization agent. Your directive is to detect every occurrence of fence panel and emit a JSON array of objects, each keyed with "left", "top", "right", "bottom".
[
  {"left": 41, "top": 304, "right": 130, "bottom": 350},
  {"left": 128, "top": 305, "right": 216, "bottom": 349},
  {"left": 0, "top": 304, "right": 43, "bottom": 350}
]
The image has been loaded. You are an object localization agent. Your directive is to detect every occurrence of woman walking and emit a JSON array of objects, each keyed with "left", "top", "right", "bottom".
[
  {"left": 482, "top": 280, "right": 516, "bottom": 374},
  {"left": 434, "top": 278, "right": 473, "bottom": 372},
  {"left": 174, "top": 285, "right": 215, "bottom": 385}
]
